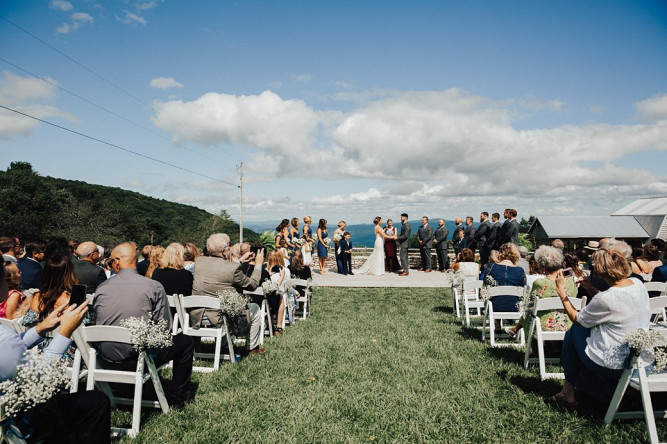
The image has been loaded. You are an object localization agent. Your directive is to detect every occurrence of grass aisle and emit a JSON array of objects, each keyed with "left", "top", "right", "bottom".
[{"left": 122, "top": 287, "right": 659, "bottom": 443}]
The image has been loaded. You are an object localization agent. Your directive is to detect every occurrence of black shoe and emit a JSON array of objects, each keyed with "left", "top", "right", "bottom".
[{"left": 349, "top": 272, "right": 354, "bottom": 275}]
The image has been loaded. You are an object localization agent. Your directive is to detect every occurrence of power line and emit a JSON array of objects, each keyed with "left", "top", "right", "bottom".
[
  {"left": 0, "top": 55, "right": 236, "bottom": 181},
  {"left": 0, "top": 15, "right": 239, "bottom": 154},
  {"left": 0, "top": 104, "right": 239, "bottom": 188}
]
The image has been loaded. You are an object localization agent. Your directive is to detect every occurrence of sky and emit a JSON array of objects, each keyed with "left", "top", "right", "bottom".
[{"left": 1, "top": 0, "right": 666, "bottom": 225}]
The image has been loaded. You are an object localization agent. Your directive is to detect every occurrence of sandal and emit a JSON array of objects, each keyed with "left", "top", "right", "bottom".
[
  {"left": 504, "top": 327, "right": 516, "bottom": 338},
  {"left": 546, "top": 394, "right": 579, "bottom": 411}
]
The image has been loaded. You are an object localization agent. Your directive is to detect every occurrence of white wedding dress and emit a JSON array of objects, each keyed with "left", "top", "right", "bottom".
[{"left": 356, "top": 231, "right": 385, "bottom": 276}]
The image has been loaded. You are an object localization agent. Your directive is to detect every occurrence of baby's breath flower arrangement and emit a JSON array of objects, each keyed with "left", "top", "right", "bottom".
[
  {"left": 625, "top": 328, "right": 667, "bottom": 373},
  {"left": 120, "top": 316, "right": 173, "bottom": 352},
  {"left": 0, "top": 348, "right": 70, "bottom": 417},
  {"left": 261, "top": 281, "right": 279, "bottom": 295},
  {"left": 216, "top": 288, "right": 249, "bottom": 317},
  {"left": 292, "top": 238, "right": 305, "bottom": 247}
]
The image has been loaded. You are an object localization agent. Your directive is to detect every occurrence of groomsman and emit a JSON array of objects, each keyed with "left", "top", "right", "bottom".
[
  {"left": 433, "top": 219, "right": 450, "bottom": 272},
  {"left": 475, "top": 212, "right": 491, "bottom": 266},
  {"left": 397, "top": 213, "right": 411, "bottom": 276},
  {"left": 464, "top": 217, "right": 476, "bottom": 254},
  {"left": 452, "top": 218, "right": 464, "bottom": 253},
  {"left": 505, "top": 209, "right": 520, "bottom": 245},
  {"left": 486, "top": 212, "right": 501, "bottom": 254},
  {"left": 417, "top": 216, "right": 433, "bottom": 272},
  {"left": 495, "top": 209, "right": 510, "bottom": 250}
]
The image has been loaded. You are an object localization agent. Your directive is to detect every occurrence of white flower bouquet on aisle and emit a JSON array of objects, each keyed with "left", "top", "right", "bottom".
[
  {"left": 0, "top": 348, "right": 71, "bottom": 418},
  {"left": 626, "top": 329, "right": 667, "bottom": 373},
  {"left": 120, "top": 316, "right": 173, "bottom": 352},
  {"left": 217, "top": 288, "right": 249, "bottom": 317}
]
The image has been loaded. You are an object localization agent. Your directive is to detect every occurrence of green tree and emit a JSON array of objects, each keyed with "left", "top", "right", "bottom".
[{"left": 519, "top": 215, "right": 536, "bottom": 234}]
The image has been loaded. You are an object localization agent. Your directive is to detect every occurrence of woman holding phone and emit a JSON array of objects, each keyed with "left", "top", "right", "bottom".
[{"left": 22, "top": 254, "right": 93, "bottom": 363}]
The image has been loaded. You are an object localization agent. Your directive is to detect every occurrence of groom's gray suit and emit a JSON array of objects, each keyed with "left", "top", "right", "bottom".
[{"left": 397, "top": 220, "right": 411, "bottom": 273}]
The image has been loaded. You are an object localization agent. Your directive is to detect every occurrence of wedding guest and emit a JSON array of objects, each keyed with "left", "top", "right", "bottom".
[
  {"left": 454, "top": 230, "right": 466, "bottom": 254},
  {"left": 629, "top": 248, "right": 651, "bottom": 275},
  {"left": 333, "top": 221, "right": 347, "bottom": 274},
  {"left": 480, "top": 250, "right": 499, "bottom": 280},
  {"left": 384, "top": 219, "right": 401, "bottom": 272},
  {"left": 645, "top": 245, "right": 663, "bottom": 272},
  {"left": 145, "top": 245, "right": 164, "bottom": 279},
  {"left": 302, "top": 216, "right": 314, "bottom": 265},
  {"left": 486, "top": 213, "right": 501, "bottom": 253},
  {"left": 183, "top": 242, "right": 200, "bottom": 275},
  {"left": 18, "top": 240, "right": 45, "bottom": 290},
  {"left": 152, "top": 243, "right": 194, "bottom": 296},
  {"left": 517, "top": 246, "right": 530, "bottom": 275},
  {"left": 94, "top": 243, "right": 195, "bottom": 406},
  {"left": 22, "top": 255, "right": 93, "bottom": 364},
  {"left": 475, "top": 212, "right": 491, "bottom": 266},
  {"left": 495, "top": 209, "right": 510, "bottom": 250},
  {"left": 525, "top": 254, "right": 545, "bottom": 289},
  {"left": 452, "top": 218, "right": 465, "bottom": 253},
  {"left": 463, "top": 217, "right": 476, "bottom": 255},
  {"left": 0, "top": 260, "right": 109, "bottom": 443},
  {"left": 263, "top": 250, "right": 289, "bottom": 335},
  {"left": 552, "top": 239, "right": 565, "bottom": 251},
  {"left": 0, "top": 236, "right": 20, "bottom": 264},
  {"left": 433, "top": 219, "right": 449, "bottom": 272},
  {"left": 317, "top": 219, "right": 329, "bottom": 275},
  {"left": 137, "top": 245, "right": 152, "bottom": 276},
  {"left": 338, "top": 232, "right": 353, "bottom": 275},
  {"left": 550, "top": 248, "right": 650, "bottom": 408},
  {"left": 483, "top": 243, "right": 526, "bottom": 312},
  {"left": 289, "top": 250, "right": 313, "bottom": 283},
  {"left": 73, "top": 241, "right": 107, "bottom": 292},
  {"left": 1, "top": 261, "right": 26, "bottom": 319},
  {"left": 451, "top": 248, "right": 480, "bottom": 278}
]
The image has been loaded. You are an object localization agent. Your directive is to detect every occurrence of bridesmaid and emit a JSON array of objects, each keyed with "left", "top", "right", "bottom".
[
  {"left": 302, "top": 216, "right": 314, "bottom": 265},
  {"left": 289, "top": 218, "right": 301, "bottom": 262},
  {"left": 384, "top": 219, "right": 400, "bottom": 272},
  {"left": 317, "top": 219, "right": 329, "bottom": 275}
]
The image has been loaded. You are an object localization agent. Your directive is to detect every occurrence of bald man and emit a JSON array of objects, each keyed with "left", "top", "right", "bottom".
[
  {"left": 73, "top": 241, "right": 107, "bottom": 292},
  {"left": 93, "top": 242, "right": 194, "bottom": 407}
]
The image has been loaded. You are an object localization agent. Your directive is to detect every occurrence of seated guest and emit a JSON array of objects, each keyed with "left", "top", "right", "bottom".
[
  {"left": 0, "top": 236, "right": 21, "bottom": 264},
  {"left": 1, "top": 261, "right": 26, "bottom": 319},
  {"left": 525, "top": 254, "right": 545, "bottom": 289},
  {"left": 480, "top": 250, "right": 499, "bottom": 281},
  {"left": 183, "top": 242, "right": 200, "bottom": 275},
  {"left": 262, "top": 250, "right": 288, "bottom": 335},
  {"left": 18, "top": 240, "right": 45, "bottom": 290},
  {"left": 517, "top": 246, "right": 530, "bottom": 275},
  {"left": 0, "top": 261, "right": 110, "bottom": 443},
  {"left": 483, "top": 243, "right": 527, "bottom": 312},
  {"left": 137, "top": 245, "right": 152, "bottom": 276},
  {"left": 145, "top": 245, "right": 164, "bottom": 279},
  {"left": 652, "top": 248, "right": 667, "bottom": 287},
  {"left": 645, "top": 245, "right": 663, "bottom": 272},
  {"left": 629, "top": 248, "right": 652, "bottom": 275},
  {"left": 550, "top": 248, "right": 650, "bottom": 408},
  {"left": 505, "top": 246, "right": 577, "bottom": 337},
  {"left": 94, "top": 242, "right": 194, "bottom": 407},
  {"left": 193, "top": 233, "right": 266, "bottom": 354},
  {"left": 73, "top": 241, "right": 107, "bottom": 293},
  {"left": 451, "top": 248, "right": 479, "bottom": 278},
  {"left": 152, "top": 243, "right": 193, "bottom": 296},
  {"left": 289, "top": 249, "right": 312, "bottom": 295},
  {"left": 22, "top": 254, "right": 93, "bottom": 364}
]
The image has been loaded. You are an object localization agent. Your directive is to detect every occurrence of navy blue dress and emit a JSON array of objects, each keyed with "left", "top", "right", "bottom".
[
  {"left": 317, "top": 230, "right": 328, "bottom": 258},
  {"left": 485, "top": 264, "right": 526, "bottom": 312}
]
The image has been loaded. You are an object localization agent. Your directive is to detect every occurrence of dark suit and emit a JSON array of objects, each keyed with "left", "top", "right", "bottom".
[
  {"left": 18, "top": 257, "right": 43, "bottom": 290},
  {"left": 338, "top": 238, "right": 353, "bottom": 275},
  {"left": 137, "top": 259, "right": 149, "bottom": 277},
  {"left": 506, "top": 219, "right": 520, "bottom": 245},
  {"left": 495, "top": 220, "right": 509, "bottom": 249},
  {"left": 452, "top": 223, "right": 465, "bottom": 253},
  {"left": 486, "top": 221, "right": 500, "bottom": 252},
  {"left": 464, "top": 224, "right": 476, "bottom": 254},
  {"left": 73, "top": 259, "right": 107, "bottom": 293},
  {"left": 654, "top": 265, "right": 667, "bottom": 283},
  {"left": 397, "top": 221, "right": 412, "bottom": 272},
  {"left": 474, "top": 220, "right": 491, "bottom": 265},
  {"left": 417, "top": 224, "right": 434, "bottom": 271},
  {"left": 434, "top": 225, "right": 450, "bottom": 271}
]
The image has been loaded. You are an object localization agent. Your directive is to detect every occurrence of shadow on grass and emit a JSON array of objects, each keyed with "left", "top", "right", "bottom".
[
  {"left": 457, "top": 328, "right": 482, "bottom": 341},
  {"left": 433, "top": 305, "right": 452, "bottom": 314},
  {"left": 487, "top": 346, "right": 524, "bottom": 365}
]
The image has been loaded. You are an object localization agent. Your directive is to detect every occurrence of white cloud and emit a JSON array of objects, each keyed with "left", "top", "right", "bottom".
[
  {"left": 151, "top": 88, "right": 667, "bottom": 221},
  {"left": 72, "top": 12, "right": 94, "bottom": 24},
  {"left": 57, "top": 23, "right": 71, "bottom": 35},
  {"left": 636, "top": 94, "right": 667, "bottom": 122},
  {"left": 0, "top": 71, "right": 57, "bottom": 103},
  {"left": 149, "top": 77, "right": 183, "bottom": 90},
  {"left": 291, "top": 74, "right": 312, "bottom": 83},
  {"left": 49, "top": 0, "right": 73, "bottom": 11},
  {"left": 56, "top": 12, "right": 94, "bottom": 34},
  {"left": 120, "top": 10, "right": 147, "bottom": 25},
  {"left": 138, "top": 1, "right": 158, "bottom": 11}
]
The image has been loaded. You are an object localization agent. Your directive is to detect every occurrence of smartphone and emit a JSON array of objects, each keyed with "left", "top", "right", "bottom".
[
  {"left": 251, "top": 245, "right": 266, "bottom": 256},
  {"left": 70, "top": 284, "right": 87, "bottom": 307},
  {"left": 562, "top": 268, "right": 573, "bottom": 278}
]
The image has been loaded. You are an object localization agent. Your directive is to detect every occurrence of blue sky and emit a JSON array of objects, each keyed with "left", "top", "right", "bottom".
[{"left": 1, "top": 0, "right": 666, "bottom": 225}]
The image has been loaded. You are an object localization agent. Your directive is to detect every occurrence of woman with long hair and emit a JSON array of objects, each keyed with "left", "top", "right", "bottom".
[
  {"left": 22, "top": 255, "right": 92, "bottom": 363},
  {"left": 383, "top": 219, "right": 400, "bottom": 272},
  {"left": 301, "top": 216, "right": 314, "bottom": 265},
  {"left": 183, "top": 242, "right": 201, "bottom": 275},
  {"left": 1, "top": 261, "right": 26, "bottom": 319},
  {"left": 316, "top": 219, "right": 329, "bottom": 275},
  {"left": 145, "top": 245, "right": 165, "bottom": 279},
  {"left": 262, "top": 250, "right": 288, "bottom": 335},
  {"left": 152, "top": 243, "right": 193, "bottom": 296},
  {"left": 356, "top": 216, "right": 396, "bottom": 276}
]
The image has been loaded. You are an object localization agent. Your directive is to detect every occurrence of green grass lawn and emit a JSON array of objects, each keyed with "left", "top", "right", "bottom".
[{"left": 115, "top": 287, "right": 663, "bottom": 443}]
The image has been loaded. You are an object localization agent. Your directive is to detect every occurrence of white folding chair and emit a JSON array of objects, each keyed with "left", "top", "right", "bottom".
[
  {"left": 648, "top": 295, "right": 667, "bottom": 324},
  {"left": 0, "top": 317, "right": 24, "bottom": 334},
  {"left": 462, "top": 279, "right": 484, "bottom": 328},
  {"left": 289, "top": 279, "right": 312, "bottom": 320},
  {"left": 167, "top": 294, "right": 181, "bottom": 335},
  {"left": 482, "top": 286, "right": 526, "bottom": 347},
  {"left": 605, "top": 329, "right": 667, "bottom": 444},
  {"left": 244, "top": 288, "right": 272, "bottom": 345},
  {"left": 523, "top": 296, "right": 586, "bottom": 380},
  {"left": 175, "top": 294, "right": 235, "bottom": 372},
  {"left": 71, "top": 325, "right": 169, "bottom": 438},
  {"left": 452, "top": 283, "right": 462, "bottom": 319},
  {"left": 646, "top": 282, "right": 667, "bottom": 299}
]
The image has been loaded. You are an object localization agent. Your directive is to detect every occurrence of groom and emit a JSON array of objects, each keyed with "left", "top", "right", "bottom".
[{"left": 397, "top": 213, "right": 411, "bottom": 276}]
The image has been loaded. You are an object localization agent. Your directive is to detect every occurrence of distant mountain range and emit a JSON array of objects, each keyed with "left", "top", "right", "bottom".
[{"left": 245, "top": 219, "right": 480, "bottom": 248}]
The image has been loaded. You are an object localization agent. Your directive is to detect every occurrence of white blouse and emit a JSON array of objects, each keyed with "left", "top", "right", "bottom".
[{"left": 577, "top": 278, "right": 650, "bottom": 369}]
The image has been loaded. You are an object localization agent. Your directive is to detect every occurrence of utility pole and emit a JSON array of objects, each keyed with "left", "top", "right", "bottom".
[{"left": 237, "top": 162, "right": 243, "bottom": 244}]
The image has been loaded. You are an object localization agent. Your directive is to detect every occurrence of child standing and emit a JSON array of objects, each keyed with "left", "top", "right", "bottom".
[{"left": 339, "top": 232, "right": 353, "bottom": 275}]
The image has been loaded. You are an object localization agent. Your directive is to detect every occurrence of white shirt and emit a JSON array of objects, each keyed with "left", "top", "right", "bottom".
[{"left": 578, "top": 278, "right": 650, "bottom": 369}]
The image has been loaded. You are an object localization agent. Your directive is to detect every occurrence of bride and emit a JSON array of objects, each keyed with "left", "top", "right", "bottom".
[{"left": 356, "top": 216, "right": 397, "bottom": 276}]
